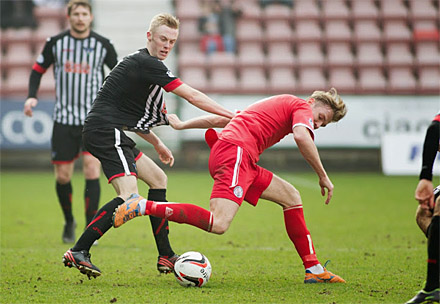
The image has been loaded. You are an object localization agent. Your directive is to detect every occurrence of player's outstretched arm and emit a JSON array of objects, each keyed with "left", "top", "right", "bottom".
[
  {"left": 167, "top": 113, "right": 230, "bottom": 130},
  {"left": 136, "top": 131, "right": 174, "bottom": 167},
  {"left": 24, "top": 98, "right": 38, "bottom": 117},
  {"left": 172, "top": 84, "right": 234, "bottom": 119},
  {"left": 293, "top": 126, "right": 333, "bottom": 204}
]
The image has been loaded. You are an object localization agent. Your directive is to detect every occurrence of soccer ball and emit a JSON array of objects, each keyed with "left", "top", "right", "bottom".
[{"left": 173, "top": 251, "right": 212, "bottom": 287}]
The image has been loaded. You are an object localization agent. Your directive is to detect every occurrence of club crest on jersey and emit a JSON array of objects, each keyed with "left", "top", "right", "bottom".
[
  {"left": 233, "top": 186, "right": 243, "bottom": 198},
  {"left": 83, "top": 47, "right": 94, "bottom": 54}
]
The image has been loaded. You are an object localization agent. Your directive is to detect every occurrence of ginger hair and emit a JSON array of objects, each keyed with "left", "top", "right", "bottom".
[{"left": 309, "top": 87, "right": 347, "bottom": 122}]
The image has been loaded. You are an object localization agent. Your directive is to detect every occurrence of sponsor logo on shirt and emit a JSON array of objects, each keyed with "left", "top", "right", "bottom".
[
  {"left": 166, "top": 70, "right": 175, "bottom": 78},
  {"left": 64, "top": 60, "right": 90, "bottom": 74}
]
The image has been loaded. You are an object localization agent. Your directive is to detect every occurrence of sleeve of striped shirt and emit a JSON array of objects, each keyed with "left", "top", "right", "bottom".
[{"left": 104, "top": 39, "right": 118, "bottom": 69}]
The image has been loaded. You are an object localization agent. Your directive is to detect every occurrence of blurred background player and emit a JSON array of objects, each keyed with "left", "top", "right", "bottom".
[
  {"left": 407, "top": 112, "right": 440, "bottom": 304},
  {"left": 114, "top": 88, "right": 347, "bottom": 284},
  {"left": 62, "top": 13, "right": 235, "bottom": 278},
  {"left": 23, "top": 0, "right": 118, "bottom": 243}
]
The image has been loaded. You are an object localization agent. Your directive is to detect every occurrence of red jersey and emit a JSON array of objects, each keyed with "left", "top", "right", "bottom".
[{"left": 219, "top": 95, "right": 315, "bottom": 162}]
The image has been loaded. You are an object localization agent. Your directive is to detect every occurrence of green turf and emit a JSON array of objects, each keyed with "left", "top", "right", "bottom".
[{"left": 0, "top": 170, "right": 431, "bottom": 303}]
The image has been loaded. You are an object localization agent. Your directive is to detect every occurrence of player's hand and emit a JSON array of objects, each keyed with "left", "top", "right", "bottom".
[
  {"left": 154, "top": 142, "right": 174, "bottom": 167},
  {"left": 319, "top": 175, "right": 334, "bottom": 205},
  {"left": 167, "top": 114, "right": 183, "bottom": 130},
  {"left": 24, "top": 98, "right": 38, "bottom": 117},
  {"left": 415, "top": 179, "right": 434, "bottom": 210}
]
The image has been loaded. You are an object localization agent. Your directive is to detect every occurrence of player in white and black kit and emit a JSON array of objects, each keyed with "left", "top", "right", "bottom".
[
  {"left": 24, "top": 0, "right": 117, "bottom": 244},
  {"left": 62, "top": 13, "right": 234, "bottom": 278}
]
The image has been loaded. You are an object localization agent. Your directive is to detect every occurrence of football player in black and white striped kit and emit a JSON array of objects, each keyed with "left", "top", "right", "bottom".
[
  {"left": 24, "top": 0, "right": 117, "bottom": 245},
  {"left": 62, "top": 12, "right": 234, "bottom": 279}
]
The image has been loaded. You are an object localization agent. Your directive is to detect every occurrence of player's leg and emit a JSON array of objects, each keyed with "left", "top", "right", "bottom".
[
  {"left": 52, "top": 123, "right": 81, "bottom": 243},
  {"left": 136, "top": 153, "right": 179, "bottom": 273},
  {"left": 82, "top": 152, "right": 101, "bottom": 226},
  {"left": 415, "top": 205, "right": 433, "bottom": 236},
  {"left": 260, "top": 174, "right": 345, "bottom": 283}
]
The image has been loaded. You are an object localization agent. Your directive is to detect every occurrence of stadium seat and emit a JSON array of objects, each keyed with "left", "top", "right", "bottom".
[
  {"left": 236, "top": 20, "right": 264, "bottom": 43},
  {"left": 408, "top": 0, "right": 437, "bottom": 21},
  {"left": 267, "top": 67, "right": 296, "bottom": 94},
  {"left": 321, "top": 0, "right": 350, "bottom": 20},
  {"left": 418, "top": 66, "right": 440, "bottom": 94},
  {"left": 175, "top": 0, "right": 202, "bottom": 20},
  {"left": 326, "top": 42, "right": 354, "bottom": 67},
  {"left": 2, "top": 42, "right": 34, "bottom": 69},
  {"left": 262, "top": 3, "right": 292, "bottom": 21},
  {"left": 178, "top": 20, "right": 200, "bottom": 43},
  {"left": 379, "top": 0, "right": 408, "bottom": 20},
  {"left": 209, "top": 67, "right": 238, "bottom": 93},
  {"left": 327, "top": 67, "right": 357, "bottom": 94},
  {"left": 384, "top": 42, "right": 414, "bottom": 67},
  {"left": 178, "top": 42, "right": 206, "bottom": 68},
  {"left": 297, "top": 67, "right": 327, "bottom": 92},
  {"left": 237, "top": 43, "right": 265, "bottom": 67},
  {"left": 412, "top": 20, "right": 440, "bottom": 42},
  {"left": 264, "top": 20, "right": 293, "bottom": 43},
  {"left": 1, "top": 67, "right": 31, "bottom": 97},
  {"left": 387, "top": 67, "right": 417, "bottom": 94},
  {"left": 351, "top": 0, "right": 379, "bottom": 20},
  {"left": 238, "top": 67, "right": 267, "bottom": 94},
  {"left": 294, "top": 20, "right": 322, "bottom": 42},
  {"left": 414, "top": 41, "right": 440, "bottom": 67},
  {"left": 35, "top": 18, "right": 64, "bottom": 41},
  {"left": 266, "top": 42, "right": 295, "bottom": 68},
  {"left": 296, "top": 42, "right": 324, "bottom": 67},
  {"left": 38, "top": 69, "right": 56, "bottom": 97},
  {"left": 206, "top": 52, "right": 236, "bottom": 69},
  {"left": 324, "top": 20, "right": 353, "bottom": 42},
  {"left": 236, "top": 0, "right": 262, "bottom": 19},
  {"left": 293, "top": 0, "right": 320, "bottom": 20},
  {"left": 355, "top": 42, "right": 384, "bottom": 67},
  {"left": 382, "top": 20, "right": 412, "bottom": 42},
  {"left": 180, "top": 67, "right": 208, "bottom": 91},
  {"left": 352, "top": 20, "right": 382, "bottom": 42},
  {"left": 357, "top": 67, "right": 387, "bottom": 93}
]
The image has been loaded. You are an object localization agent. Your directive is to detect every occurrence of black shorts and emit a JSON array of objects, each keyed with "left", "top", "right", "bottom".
[
  {"left": 83, "top": 127, "right": 141, "bottom": 182},
  {"left": 51, "top": 122, "right": 87, "bottom": 163}
]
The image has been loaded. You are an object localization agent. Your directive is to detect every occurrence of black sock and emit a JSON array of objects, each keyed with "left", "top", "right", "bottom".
[
  {"left": 84, "top": 179, "right": 100, "bottom": 226},
  {"left": 72, "top": 197, "right": 124, "bottom": 252},
  {"left": 424, "top": 215, "right": 439, "bottom": 292},
  {"left": 56, "top": 182, "right": 73, "bottom": 223},
  {"left": 148, "top": 189, "right": 175, "bottom": 257}
]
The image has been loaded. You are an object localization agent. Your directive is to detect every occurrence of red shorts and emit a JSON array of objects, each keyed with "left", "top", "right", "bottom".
[{"left": 208, "top": 138, "right": 273, "bottom": 206}]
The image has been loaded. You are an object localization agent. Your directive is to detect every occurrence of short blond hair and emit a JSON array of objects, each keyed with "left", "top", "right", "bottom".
[
  {"left": 309, "top": 87, "right": 347, "bottom": 122},
  {"left": 67, "top": 0, "right": 92, "bottom": 15},
  {"left": 148, "top": 13, "right": 180, "bottom": 33}
]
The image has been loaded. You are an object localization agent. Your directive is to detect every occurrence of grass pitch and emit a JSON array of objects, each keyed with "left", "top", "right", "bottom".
[{"left": 0, "top": 170, "right": 431, "bottom": 303}]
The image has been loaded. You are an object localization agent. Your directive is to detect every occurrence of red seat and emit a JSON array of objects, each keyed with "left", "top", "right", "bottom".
[
  {"left": 268, "top": 67, "right": 296, "bottom": 94},
  {"left": 418, "top": 67, "right": 440, "bottom": 94},
  {"left": 356, "top": 42, "right": 384, "bottom": 67},
  {"left": 327, "top": 67, "right": 357, "bottom": 94},
  {"left": 357, "top": 67, "right": 386, "bottom": 93},
  {"left": 209, "top": 67, "right": 238, "bottom": 93},
  {"left": 1, "top": 67, "right": 31, "bottom": 97},
  {"left": 266, "top": 42, "right": 295, "bottom": 68},
  {"left": 35, "top": 18, "right": 64, "bottom": 41},
  {"left": 296, "top": 42, "right": 324, "bottom": 67},
  {"left": 237, "top": 43, "right": 265, "bottom": 67},
  {"left": 321, "top": 0, "right": 350, "bottom": 20},
  {"left": 236, "top": 20, "right": 264, "bottom": 43},
  {"left": 353, "top": 20, "right": 382, "bottom": 42},
  {"left": 180, "top": 67, "right": 208, "bottom": 91},
  {"left": 178, "top": 20, "right": 200, "bottom": 43},
  {"left": 263, "top": 4, "right": 292, "bottom": 21},
  {"left": 414, "top": 42, "right": 440, "bottom": 67},
  {"left": 324, "top": 20, "right": 352, "bottom": 42},
  {"left": 264, "top": 20, "right": 293, "bottom": 43},
  {"left": 238, "top": 67, "right": 267, "bottom": 94},
  {"left": 382, "top": 20, "right": 412, "bottom": 42},
  {"left": 297, "top": 67, "right": 327, "bottom": 93},
  {"left": 409, "top": 0, "right": 437, "bottom": 21},
  {"left": 237, "top": 0, "right": 262, "bottom": 20},
  {"left": 326, "top": 42, "right": 354, "bottom": 67},
  {"left": 351, "top": 0, "right": 379, "bottom": 20},
  {"left": 2, "top": 42, "right": 34, "bottom": 69},
  {"left": 380, "top": 0, "right": 408, "bottom": 20},
  {"left": 293, "top": 0, "right": 320, "bottom": 20},
  {"left": 207, "top": 52, "right": 236, "bottom": 69},
  {"left": 294, "top": 20, "right": 322, "bottom": 42},
  {"left": 388, "top": 67, "right": 417, "bottom": 94},
  {"left": 384, "top": 42, "right": 414, "bottom": 67},
  {"left": 178, "top": 42, "right": 206, "bottom": 68},
  {"left": 175, "top": 0, "right": 202, "bottom": 20}
]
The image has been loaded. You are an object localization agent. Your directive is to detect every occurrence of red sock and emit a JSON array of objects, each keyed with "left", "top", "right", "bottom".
[
  {"left": 283, "top": 206, "right": 319, "bottom": 269},
  {"left": 145, "top": 200, "right": 213, "bottom": 232}
]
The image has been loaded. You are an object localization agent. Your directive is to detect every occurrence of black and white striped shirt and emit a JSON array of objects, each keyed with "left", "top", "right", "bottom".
[
  {"left": 30, "top": 30, "right": 118, "bottom": 126},
  {"left": 84, "top": 48, "right": 183, "bottom": 133}
]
